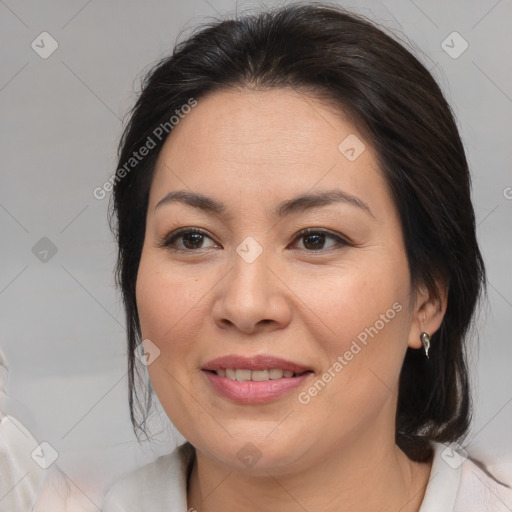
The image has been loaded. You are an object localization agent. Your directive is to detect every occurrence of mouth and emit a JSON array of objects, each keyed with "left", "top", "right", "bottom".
[
  {"left": 205, "top": 368, "right": 312, "bottom": 381},
  {"left": 202, "top": 354, "right": 312, "bottom": 374},
  {"left": 202, "top": 354, "right": 314, "bottom": 403}
]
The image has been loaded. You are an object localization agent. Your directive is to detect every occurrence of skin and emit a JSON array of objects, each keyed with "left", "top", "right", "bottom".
[{"left": 135, "top": 88, "right": 447, "bottom": 512}]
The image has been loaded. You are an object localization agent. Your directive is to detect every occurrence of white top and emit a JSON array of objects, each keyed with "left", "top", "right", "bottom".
[
  {"left": 101, "top": 441, "right": 512, "bottom": 512},
  {"left": 0, "top": 414, "right": 100, "bottom": 511},
  {"left": 0, "top": 414, "right": 45, "bottom": 511}
]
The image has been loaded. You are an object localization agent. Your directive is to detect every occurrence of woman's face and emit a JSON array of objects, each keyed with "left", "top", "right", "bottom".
[{"left": 136, "top": 88, "right": 436, "bottom": 473}]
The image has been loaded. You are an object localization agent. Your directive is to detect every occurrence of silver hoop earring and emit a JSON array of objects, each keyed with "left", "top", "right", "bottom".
[{"left": 420, "top": 332, "right": 431, "bottom": 358}]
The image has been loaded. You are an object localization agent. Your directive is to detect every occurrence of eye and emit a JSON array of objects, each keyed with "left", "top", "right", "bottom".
[
  {"left": 291, "top": 228, "right": 349, "bottom": 252},
  {"left": 160, "top": 228, "right": 219, "bottom": 251},
  {"left": 159, "top": 227, "right": 350, "bottom": 253}
]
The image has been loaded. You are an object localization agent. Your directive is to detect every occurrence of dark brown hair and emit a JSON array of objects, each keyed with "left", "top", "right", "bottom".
[{"left": 109, "top": 2, "right": 485, "bottom": 461}]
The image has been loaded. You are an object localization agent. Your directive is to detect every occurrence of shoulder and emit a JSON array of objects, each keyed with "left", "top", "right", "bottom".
[
  {"left": 455, "top": 454, "right": 512, "bottom": 511},
  {"left": 101, "top": 442, "right": 195, "bottom": 512},
  {"left": 422, "top": 442, "right": 512, "bottom": 512}
]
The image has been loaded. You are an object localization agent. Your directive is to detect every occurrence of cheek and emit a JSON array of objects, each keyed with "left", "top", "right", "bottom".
[
  {"left": 135, "top": 254, "right": 205, "bottom": 394},
  {"left": 300, "top": 261, "right": 409, "bottom": 349},
  {"left": 136, "top": 252, "right": 205, "bottom": 342},
  {"left": 298, "top": 260, "right": 412, "bottom": 406},
  {"left": 135, "top": 253, "right": 208, "bottom": 432}
]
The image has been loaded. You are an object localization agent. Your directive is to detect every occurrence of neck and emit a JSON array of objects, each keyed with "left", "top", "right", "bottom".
[{"left": 187, "top": 426, "right": 432, "bottom": 512}]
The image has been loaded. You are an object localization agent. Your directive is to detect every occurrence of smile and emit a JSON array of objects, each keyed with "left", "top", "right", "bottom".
[
  {"left": 211, "top": 368, "right": 310, "bottom": 381},
  {"left": 201, "top": 354, "right": 314, "bottom": 403}
]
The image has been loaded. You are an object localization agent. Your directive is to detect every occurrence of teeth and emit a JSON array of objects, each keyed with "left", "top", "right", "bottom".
[
  {"left": 215, "top": 368, "right": 305, "bottom": 381},
  {"left": 269, "top": 368, "right": 284, "bottom": 379},
  {"left": 235, "top": 369, "right": 251, "bottom": 382},
  {"left": 252, "top": 370, "right": 269, "bottom": 381}
]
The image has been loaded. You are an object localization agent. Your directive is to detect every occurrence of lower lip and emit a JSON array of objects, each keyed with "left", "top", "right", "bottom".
[{"left": 203, "top": 371, "right": 312, "bottom": 404}]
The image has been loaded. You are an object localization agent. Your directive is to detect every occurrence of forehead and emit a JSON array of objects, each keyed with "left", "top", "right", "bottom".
[{"left": 149, "top": 88, "right": 389, "bottom": 217}]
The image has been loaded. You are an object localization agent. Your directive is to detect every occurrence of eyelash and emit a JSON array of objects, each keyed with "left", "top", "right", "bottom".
[{"left": 159, "top": 227, "right": 351, "bottom": 254}]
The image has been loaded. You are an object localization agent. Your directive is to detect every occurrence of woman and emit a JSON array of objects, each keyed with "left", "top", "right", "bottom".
[{"left": 102, "top": 3, "right": 511, "bottom": 511}]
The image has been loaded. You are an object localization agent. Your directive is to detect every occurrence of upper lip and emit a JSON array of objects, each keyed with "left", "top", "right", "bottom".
[{"left": 202, "top": 354, "right": 312, "bottom": 373}]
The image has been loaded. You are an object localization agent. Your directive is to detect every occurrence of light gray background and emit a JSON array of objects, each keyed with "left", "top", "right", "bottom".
[{"left": 1, "top": 0, "right": 511, "bottom": 505}]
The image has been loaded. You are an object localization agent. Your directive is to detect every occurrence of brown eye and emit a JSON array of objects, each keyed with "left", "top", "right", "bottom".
[
  {"left": 293, "top": 229, "right": 348, "bottom": 252},
  {"left": 162, "top": 228, "right": 219, "bottom": 251},
  {"left": 180, "top": 232, "right": 207, "bottom": 250}
]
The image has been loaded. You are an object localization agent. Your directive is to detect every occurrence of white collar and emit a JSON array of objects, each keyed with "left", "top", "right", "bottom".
[
  {"left": 103, "top": 440, "right": 511, "bottom": 511},
  {"left": 418, "top": 441, "right": 461, "bottom": 511},
  {"left": 163, "top": 441, "right": 462, "bottom": 509}
]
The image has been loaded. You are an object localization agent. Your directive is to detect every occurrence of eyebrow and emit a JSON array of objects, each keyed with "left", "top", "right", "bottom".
[{"left": 154, "top": 189, "right": 373, "bottom": 218}]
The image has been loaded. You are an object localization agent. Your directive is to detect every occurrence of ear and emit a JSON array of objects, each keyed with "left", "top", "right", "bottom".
[{"left": 407, "top": 280, "right": 448, "bottom": 350}]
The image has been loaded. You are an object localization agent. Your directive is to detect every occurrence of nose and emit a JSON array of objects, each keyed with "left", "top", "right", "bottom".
[{"left": 212, "top": 249, "right": 292, "bottom": 334}]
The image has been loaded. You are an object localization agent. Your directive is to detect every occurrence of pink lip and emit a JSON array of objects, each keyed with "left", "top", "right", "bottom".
[
  {"left": 203, "top": 371, "right": 312, "bottom": 404},
  {"left": 202, "top": 354, "right": 313, "bottom": 404},
  {"left": 202, "top": 354, "right": 311, "bottom": 373}
]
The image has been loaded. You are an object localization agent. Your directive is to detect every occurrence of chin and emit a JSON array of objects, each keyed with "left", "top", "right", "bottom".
[{"left": 195, "top": 429, "right": 310, "bottom": 474}]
